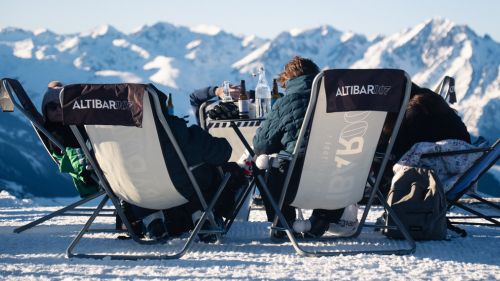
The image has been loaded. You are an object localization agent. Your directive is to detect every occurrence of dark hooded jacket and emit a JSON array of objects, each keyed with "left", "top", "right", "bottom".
[
  {"left": 252, "top": 74, "right": 315, "bottom": 155},
  {"left": 158, "top": 92, "right": 232, "bottom": 199}
]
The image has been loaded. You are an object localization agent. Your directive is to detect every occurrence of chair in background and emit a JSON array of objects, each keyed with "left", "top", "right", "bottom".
[
  {"left": 0, "top": 78, "right": 109, "bottom": 234},
  {"left": 421, "top": 139, "right": 500, "bottom": 229},
  {"left": 432, "top": 75, "right": 498, "bottom": 229},
  {"left": 434, "top": 76, "right": 457, "bottom": 104}
]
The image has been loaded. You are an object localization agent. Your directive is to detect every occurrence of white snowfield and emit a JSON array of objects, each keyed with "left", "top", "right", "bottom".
[{"left": 0, "top": 191, "right": 498, "bottom": 281}]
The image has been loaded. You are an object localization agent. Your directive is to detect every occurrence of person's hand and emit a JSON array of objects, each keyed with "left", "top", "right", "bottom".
[{"left": 215, "top": 84, "right": 241, "bottom": 100}]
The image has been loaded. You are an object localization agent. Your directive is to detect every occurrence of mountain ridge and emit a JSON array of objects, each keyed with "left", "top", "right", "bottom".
[{"left": 0, "top": 18, "right": 498, "bottom": 197}]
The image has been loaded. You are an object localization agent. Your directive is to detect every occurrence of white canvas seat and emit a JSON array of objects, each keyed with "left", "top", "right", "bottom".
[
  {"left": 84, "top": 92, "right": 187, "bottom": 210},
  {"left": 258, "top": 69, "right": 416, "bottom": 256},
  {"left": 61, "top": 83, "right": 232, "bottom": 260}
]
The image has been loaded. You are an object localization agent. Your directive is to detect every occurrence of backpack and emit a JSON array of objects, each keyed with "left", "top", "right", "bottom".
[{"left": 384, "top": 166, "right": 447, "bottom": 240}]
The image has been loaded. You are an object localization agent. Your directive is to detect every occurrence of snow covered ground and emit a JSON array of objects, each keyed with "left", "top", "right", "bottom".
[{"left": 0, "top": 190, "right": 499, "bottom": 280}]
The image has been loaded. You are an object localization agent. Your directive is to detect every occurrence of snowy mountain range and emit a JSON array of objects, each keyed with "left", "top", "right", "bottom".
[{"left": 0, "top": 18, "right": 498, "bottom": 197}]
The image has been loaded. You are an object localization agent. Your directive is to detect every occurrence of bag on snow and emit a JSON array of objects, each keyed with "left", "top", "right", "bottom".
[{"left": 384, "top": 166, "right": 447, "bottom": 240}]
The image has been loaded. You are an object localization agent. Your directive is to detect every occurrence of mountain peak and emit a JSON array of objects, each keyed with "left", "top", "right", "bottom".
[
  {"left": 190, "top": 24, "right": 221, "bottom": 36},
  {"left": 425, "top": 17, "right": 454, "bottom": 27},
  {"left": 288, "top": 24, "right": 340, "bottom": 38},
  {"left": 33, "top": 28, "right": 55, "bottom": 36},
  {"left": 81, "top": 24, "right": 122, "bottom": 38}
]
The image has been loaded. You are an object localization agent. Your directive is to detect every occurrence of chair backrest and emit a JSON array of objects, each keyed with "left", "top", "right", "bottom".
[
  {"left": 1, "top": 78, "right": 64, "bottom": 160},
  {"left": 434, "top": 76, "right": 457, "bottom": 104},
  {"left": 446, "top": 139, "right": 500, "bottom": 201},
  {"left": 61, "top": 84, "right": 188, "bottom": 210},
  {"left": 200, "top": 101, "right": 260, "bottom": 161},
  {"left": 0, "top": 79, "right": 15, "bottom": 112},
  {"left": 289, "top": 69, "right": 411, "bottom": 210}
]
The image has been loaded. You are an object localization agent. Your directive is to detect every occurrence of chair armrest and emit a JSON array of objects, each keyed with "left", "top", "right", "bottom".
[{"left": 421, "top": 147, "right": 491, "bottom": 159}]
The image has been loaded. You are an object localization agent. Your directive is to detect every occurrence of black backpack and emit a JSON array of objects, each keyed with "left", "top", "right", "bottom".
[{"left": 384, "top": 166, "right": 448, "bottom": 240}]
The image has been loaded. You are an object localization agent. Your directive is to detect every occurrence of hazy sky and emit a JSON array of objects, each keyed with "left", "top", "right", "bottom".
[{"left": 2, "top": 0, "right": 499, "bottom": 41}]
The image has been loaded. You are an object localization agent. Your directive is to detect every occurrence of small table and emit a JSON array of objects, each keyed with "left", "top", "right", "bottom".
[{"left": 208, "top": 118, "right": 264, "bottom": 157}]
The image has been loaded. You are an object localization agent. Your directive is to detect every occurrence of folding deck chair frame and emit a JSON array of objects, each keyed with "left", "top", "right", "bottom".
[
  {"left": 0, "top": 78, "right": 111, "bottom": 234},
  {"left": 259, "top": 69, "right": 416, "bottom": 256},
  {"left": 421, "top": 139, "right": 500, "bottom": 228},
  {"left": 62, "top": 83, "right": 254, "bottom": 260}
]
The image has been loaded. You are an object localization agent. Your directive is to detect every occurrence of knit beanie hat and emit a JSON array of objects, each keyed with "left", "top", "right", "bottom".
[{"left": 41, "top": 83, "right": 63, "bottom": 119}]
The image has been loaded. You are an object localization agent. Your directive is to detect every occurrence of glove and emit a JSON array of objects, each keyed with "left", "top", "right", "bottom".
[
  {"left": 74, "top": 148, "right": 92, "bottom": 171},
  {"left": 237, "top": 150, "right": 253, "bottom": 177},
  {"left": 207, "top": 102, "right": 239, "bottom": 120}
]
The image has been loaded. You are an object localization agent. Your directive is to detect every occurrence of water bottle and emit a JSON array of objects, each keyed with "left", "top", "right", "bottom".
[{"left": 255, "top": 67, "right": 271, "bottom": 118}]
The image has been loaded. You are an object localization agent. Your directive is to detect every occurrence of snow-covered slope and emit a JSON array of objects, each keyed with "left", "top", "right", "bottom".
[
  {"left": 1, "top": 190, "right": 499, "bottom": 280},
  {"left": 0, "top": 18, "right": 498, "bottom": 197}
]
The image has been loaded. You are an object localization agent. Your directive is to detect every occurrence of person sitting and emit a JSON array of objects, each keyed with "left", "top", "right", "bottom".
[
  {"left": 42, "top": 81, "right": 245, "bottom": 243},
  {"left": 252, "top": 56, "right": 346, "bottom": 238},
  {"left": 392, "top": 83, "right": 470, "bottom": 161},
  {"left": 42, "top": 81, "right": 100, "bottom": 198},
  {"left": 376, "top": 82, "right": 471, "bottom": 195},
  {"left": 159, "top": 108, "right": 247, "bottom": 242}
]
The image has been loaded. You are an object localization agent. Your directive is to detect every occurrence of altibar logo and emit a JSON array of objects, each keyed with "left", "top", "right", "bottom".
[
  {"left": 72, "top": 99, "right": 132, "bottom": 110},
  {"left": 336, "top": 85, "right": 391, "bottom": 96}
]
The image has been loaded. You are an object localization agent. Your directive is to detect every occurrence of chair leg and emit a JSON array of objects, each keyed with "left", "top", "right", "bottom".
[
  {"left": 258, "top": 173, "right": 416, "bottom": 256},
  {"left": 66, "top": 194, "right": 109, "bottom": 258},
  {"left": 66, "top": 173, "right": 232, "bottom": 260},
  {"left": 253, "top": 174, "right": 307, "bottom": 255},
  {"left": 14, "top": 190, "right": 106, "bottom": 234},
  {"left": 468, "top": 193, "right": 500, "bottom": 210},
  {"left": 450, "top": 201, "right": 500, "bottom": 226}
]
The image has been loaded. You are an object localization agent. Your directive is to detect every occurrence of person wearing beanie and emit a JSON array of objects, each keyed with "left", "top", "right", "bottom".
[{"left": 41, "top": 81, "right": 99, "bottom": 197}]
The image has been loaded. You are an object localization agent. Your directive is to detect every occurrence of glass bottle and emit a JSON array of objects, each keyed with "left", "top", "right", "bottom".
[
  {"left": 167, "top": 93, "right": 174, "bottom": 115},
  {"left": 271, "top": 78, "right": 280, "bottom": 107},
  {"left": 255, "top": 67, "right": 271, "bottom": 118},
  {"left": 238, "top": 80, "right": 249, "bottom": 119},
  {"left": 221, "top": 81, "right": 233, "bottom": 103}
]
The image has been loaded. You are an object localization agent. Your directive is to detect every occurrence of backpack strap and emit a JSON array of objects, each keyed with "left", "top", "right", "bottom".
[{"left": 446, "top": 218, "right": 467, "bottom": 237}]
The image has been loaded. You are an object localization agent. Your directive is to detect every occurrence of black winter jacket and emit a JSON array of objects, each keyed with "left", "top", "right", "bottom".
[
  {"left": 161, "top": 98, "right": 232, "bottom": 199},
  {"left": 253, "top": 74, "right": 316, "bottom": 155}
]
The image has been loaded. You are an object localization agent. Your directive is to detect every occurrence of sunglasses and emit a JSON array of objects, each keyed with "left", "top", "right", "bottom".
[{"left": 46, "top": 102, "right": 61, "bottom": 111}]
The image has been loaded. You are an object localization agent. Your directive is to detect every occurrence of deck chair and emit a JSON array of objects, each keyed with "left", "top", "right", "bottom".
[
  {"left": 61, "top": 83, "right": 236, "bottom": 260},
  {"left": 434, "top": 76, "right": 457, "bottom": 104},
  {"left": 0, "top": 78, "right": 109, "bottom": 234},
  {"left": 257, "top": 69, "right": 416, "bottom": 256},
  {"left": 421, "top": 139, "right": 500, "bottom": 229},
  {"left": 430, "top": 78, "right": 499, "bottom": 229}
]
